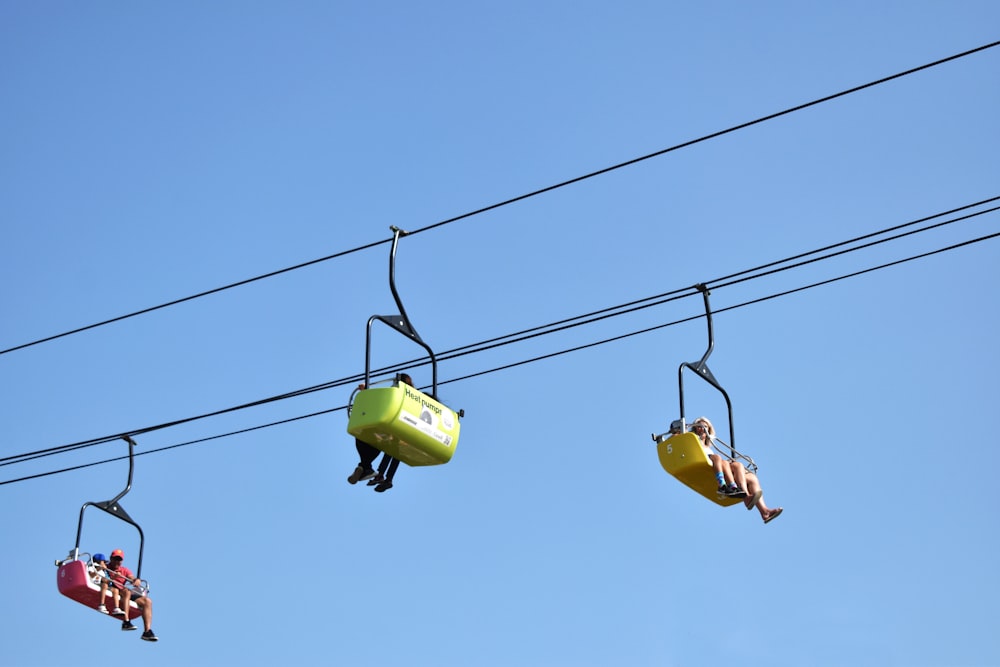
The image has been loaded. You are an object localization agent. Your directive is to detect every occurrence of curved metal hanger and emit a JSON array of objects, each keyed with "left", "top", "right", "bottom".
[
  {"left": 677, "top": 284, "right": 737, "bottom": 457},
  {"left": 364, "top": 226, "right": 439, "bottom": 397},
  {"left": 71, "top": 435, "right": 145, "bottom": 578}
]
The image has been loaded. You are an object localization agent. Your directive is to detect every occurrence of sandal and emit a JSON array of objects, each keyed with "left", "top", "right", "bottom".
[{"left": 763, "top": 507, "right": 783, "bottom": 524}]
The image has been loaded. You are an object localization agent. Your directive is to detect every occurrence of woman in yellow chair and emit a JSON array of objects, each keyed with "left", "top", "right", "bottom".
[
  {"left": 690, "top": 417, "right": 746, "bottom": 499},
  {"left": 690, "top": 417, "right": 783, "bottom": 524}
]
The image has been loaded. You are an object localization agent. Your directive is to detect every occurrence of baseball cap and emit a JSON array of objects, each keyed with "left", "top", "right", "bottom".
[
  {"left": 110, "top": 549, "right": 124, "bottom": 559},
  {"left": 93, "top": 553, "right": 107, "bottom": 562}
]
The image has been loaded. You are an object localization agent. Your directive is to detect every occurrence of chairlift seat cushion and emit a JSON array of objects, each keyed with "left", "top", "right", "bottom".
[
  {"left": 347, "top": 386, "right": 460, "bottom": 466},
  {"left": 657, "top": 432, "right": 742, "bottom": 507},
  {"left": 57, "top": 559, "right": 142, "bottom": 620}
]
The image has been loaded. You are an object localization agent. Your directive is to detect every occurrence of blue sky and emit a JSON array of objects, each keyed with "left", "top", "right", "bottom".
[{"left": 2, "top": 3, "right": 998, "bottom": 666}]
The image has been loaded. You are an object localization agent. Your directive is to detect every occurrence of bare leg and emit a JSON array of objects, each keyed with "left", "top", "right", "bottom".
[
  {"left": 711, "top": 456, "right": 735, "bottom": 486},
  {"left": 752, "top": 489, "right": 782, "bottom": 523},
  {"left": 730, "top": 462, "right": 748, "bottom": 493},
  {"left": 745, "top": 474, "right": 762, "bottom": 508},
  {"left": 136, "top": 597, "right": 153, "bottom": 631}
]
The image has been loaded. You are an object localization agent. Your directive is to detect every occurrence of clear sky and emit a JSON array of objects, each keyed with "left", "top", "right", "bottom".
[{"left": 2, "top": 3, "right": 998, "bottom": 666}]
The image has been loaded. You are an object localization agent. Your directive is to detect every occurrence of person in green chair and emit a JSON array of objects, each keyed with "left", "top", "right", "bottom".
[{"left": 347, "top": 373, "right": 413, "bottom": 493}]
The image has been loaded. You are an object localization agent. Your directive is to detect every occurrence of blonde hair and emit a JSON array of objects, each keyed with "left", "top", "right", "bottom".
[{"left": 692, "top": 417, "right": 715, "bottom": 438}]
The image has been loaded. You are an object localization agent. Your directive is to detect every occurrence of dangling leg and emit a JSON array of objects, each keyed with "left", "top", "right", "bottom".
[
  {"left": 137, "top": 597, "right": 157, "bottom": 641},
  {"left": 711, "top": 455, "right": 735, "bottom": 493},
  {"left": 715, "top": 459, "right": 747, "bottom": 498},
  {"left": 97, "top": 581, "right": 109, "bottom": 613},
  {"left": 368, "top": 453, "right": 391, "bottom": 486},
  {"left": 744, "top": 471, "right": 764, "bottom": 510},
  {"left": 728, "top": 462, "right": 749, "bottom": 498},
  {"left": 375, "top": 457, "right": 400, "bottom": 492},
  {"left": 111, "top": 586, "right": 125, "bottom": 616},
  {"left": 120, "top": 589, "right": 137, "bottom": 631},
  {"left": 745, "top": 472, "right": 782, "bottom": 523},
  {"left": 356, "top": 439, "right": 380, "bottom": 469},
  {"left": 348, "top": 439, "right": 380, "bottom": 484}
]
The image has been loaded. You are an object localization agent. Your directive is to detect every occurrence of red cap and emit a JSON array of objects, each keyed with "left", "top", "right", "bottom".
[{"left": 110, "top": 549, "right": 124, "bottom": 559}]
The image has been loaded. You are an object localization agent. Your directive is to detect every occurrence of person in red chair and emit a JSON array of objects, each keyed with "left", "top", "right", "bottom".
[
  {"left": 91, "top": 553, "right": 119, "bottom": 615},
  {"left": 106, "top": 549, "right": 158, "bottom": 641}
]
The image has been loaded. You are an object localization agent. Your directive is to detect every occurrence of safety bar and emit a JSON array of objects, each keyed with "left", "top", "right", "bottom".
[{"left": 709, "top": 437, "right": 758, "bottom": 474}]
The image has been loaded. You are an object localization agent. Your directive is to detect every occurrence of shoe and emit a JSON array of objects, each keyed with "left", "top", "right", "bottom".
[
  {"left": 121, "top": 621, "right": 137, "bottom": 631},
  {"left": 374, "top": 480, "right": 393, "bottom": 493},
  {"left": 366, "top": 474, "right": 384, "bottom": 487},
  {"left": 717, "top": 484, "right": 728, "bottom": 495},
  {"left": 725, "top": 485, "right": 748, "bottom": 499},
  {"left": 141, "top": 629, "right": 159, "bottom": 642},
  {"left": 111, "top": 607, "right": 126, "bottom": 617},
  {"left": 347, "top": 466, "right": 376, "bottom": 484},
  {"left": 97, "top": 604, "right": 108, "bottom": 614},
  {"left": 763, "top": 507, "right": 784, "bottom": 524}
]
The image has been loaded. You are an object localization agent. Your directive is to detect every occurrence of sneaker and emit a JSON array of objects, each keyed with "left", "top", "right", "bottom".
[
  {"left": 726, "top": 485, "right": 748, "bottom": 499},
  {"left": 366, "top": 474, "right": 384, "bottom": 487},
  {"left": 96, "top": 604, "right": 108, "bottom": 614},
  {"left": 141, "top": 629, "right": 159, "bottom": 642},
  {"left": 347, "top": 465, "right": 376, "bottom": 484},
  {"left": 111, "top": 607, "right": 126, "bottom": 617},
  {"left": 121, "top": 620, "right": 137, "bottom": 631},
  {"left": 717, "top": 484, "right": 728, "bottom": 495},
  {"left": 374, "top": 480, "right": 393, "bottom": 493}
]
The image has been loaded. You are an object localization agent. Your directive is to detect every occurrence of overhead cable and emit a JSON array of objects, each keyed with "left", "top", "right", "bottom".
[
  {"left": 3, "top": 225, "right": 998, "bottom": 484},
  {"left": 4, "top": 228, "right": 998, "bottom": 487},
  {"left": 3, "top": 200, "right": 997, "bottom": 466},
  {"left": 3, "top": 41, "right": 997, "bottom": 357}
]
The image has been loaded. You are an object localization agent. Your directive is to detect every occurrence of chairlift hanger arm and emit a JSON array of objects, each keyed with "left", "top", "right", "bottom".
[
  {"left": 387, "top": 226, "right": 421, "bottom": 342},
  {"left": 109, "top": 435, "right": 136, "bottom": 507},
  {"left": 362, "top": 226, "right": 439, "bottom": 396},
  {"left": 365, "top": 315, "right": 438, "bottom": 387},
  {"left": 676, "top": 284, "right": 737, "bottom": 453},
  {"left": 692, "top": 284, "right": 714, "bottom": 372},
  {"left": 71, "top": 435, "right": 146, "bottom": 578}
]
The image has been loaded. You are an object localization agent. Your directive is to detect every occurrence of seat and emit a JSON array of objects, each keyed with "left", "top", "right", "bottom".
[
  {"left": 656, "top": 432, "right": 743, "bottom": 507},
  {"left": 56, "top": 557, "right": 142, "bottom": 620}
]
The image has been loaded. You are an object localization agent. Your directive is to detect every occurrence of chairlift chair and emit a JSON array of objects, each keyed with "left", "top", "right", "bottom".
[
  {"left": 346, "top": 227, "right": 463, "bottom": 466},
  {"left": 55, "top": 436, "right": 148, "bottom": 620},
  {"left": 653, "top": 285, "right": 757, "bottom": 507}
]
